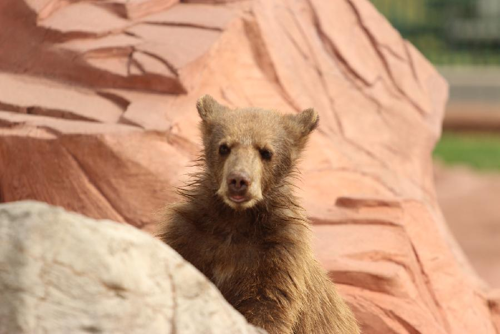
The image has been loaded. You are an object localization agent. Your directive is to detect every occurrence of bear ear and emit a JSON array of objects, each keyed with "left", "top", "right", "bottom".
[
  {"left": 196, "top": 95, "right": 229, "bottom": 122},
  {"left": 293, "top": 108, "right": 319, "bottom": 136}
]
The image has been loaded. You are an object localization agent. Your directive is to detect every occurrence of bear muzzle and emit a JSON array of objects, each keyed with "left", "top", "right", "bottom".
[{"left": 227, "top": 171, "right": 251, "bottom": 203}]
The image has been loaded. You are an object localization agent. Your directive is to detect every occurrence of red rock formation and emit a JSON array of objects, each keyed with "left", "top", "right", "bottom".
[
  {"left": 435, "top": 163, "right": 500, "bottom": 288},
  {"left": 0, "top": 0, "right": 498, "bottom": 333}
]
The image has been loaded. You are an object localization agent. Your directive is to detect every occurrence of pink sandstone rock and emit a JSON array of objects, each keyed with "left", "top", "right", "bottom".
[
  {"left": 102, "top": 0, "right": 180, "bottom": 20},
  {"left": 0, "top": 0, "right": 497, "bottom": 332},
  {"left": 435, "top": 163, "right": 500, "bottom": 288},
  {"left": 39, "top": 3, "right": 129, "bottom": 37},
  {"left": 490, "top": 290, "right": 500, "bottom": 332}
]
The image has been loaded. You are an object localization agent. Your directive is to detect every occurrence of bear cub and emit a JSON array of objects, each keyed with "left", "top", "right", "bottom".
[{"left": 158, "top": 95, "right": 360, "bottom": 334}]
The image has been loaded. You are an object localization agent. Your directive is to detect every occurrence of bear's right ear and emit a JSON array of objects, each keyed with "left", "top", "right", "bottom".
[{"left": 196, "top": 95, "right": 229, "bottom": 122}]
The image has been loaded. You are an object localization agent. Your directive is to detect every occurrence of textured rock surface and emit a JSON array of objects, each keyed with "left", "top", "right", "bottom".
[
  {"left": 0, "top": 201, "right": 266, "bottom": 334},
  {"left": 0, "top": 0, "right": 498, "bottom": 333}
]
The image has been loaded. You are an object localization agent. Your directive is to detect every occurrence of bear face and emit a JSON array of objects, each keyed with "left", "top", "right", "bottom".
[{"left": 196, "top": 95, "right": 319, "bottom": 210}]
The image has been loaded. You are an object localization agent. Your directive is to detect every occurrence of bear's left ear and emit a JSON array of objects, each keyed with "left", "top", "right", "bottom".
[
  {"left": 286, "top": 108, "right": 319, "bottom": 142},
  {"left": 294, "top": 108, "right": 319, "bottom": 136},
  {"left": 196, "top": 95, "right": 229, "bottom": 122},
  {"left": 285, "top": 108, "right": 319, "bottom": 157}
]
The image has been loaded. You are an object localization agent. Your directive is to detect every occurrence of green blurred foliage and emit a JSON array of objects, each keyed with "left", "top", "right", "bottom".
[
  {"left": 371, "top": 0, "right": 500, "bottom": 65},
  {"left": 433, "top": 132, "right": 500, "bottom": 171}
]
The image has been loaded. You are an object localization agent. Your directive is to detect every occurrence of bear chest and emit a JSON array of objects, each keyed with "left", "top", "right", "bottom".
[{"left": 207, "top": 234, "right": 263, "bottom": 287}]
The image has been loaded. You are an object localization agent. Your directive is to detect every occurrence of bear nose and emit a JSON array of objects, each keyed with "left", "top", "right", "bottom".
[{"left": 228, "top": 172, "right": 251, "bottom": 193}]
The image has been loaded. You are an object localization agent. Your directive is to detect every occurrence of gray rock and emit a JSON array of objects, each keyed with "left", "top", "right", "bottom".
[{"left": 0, "top": 201, "right": 266, "bottom": 334}]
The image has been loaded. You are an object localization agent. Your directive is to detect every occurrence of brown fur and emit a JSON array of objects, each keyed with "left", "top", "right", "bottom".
[{"left": 158, "top": 95, "right": 360, "bottom": 334}]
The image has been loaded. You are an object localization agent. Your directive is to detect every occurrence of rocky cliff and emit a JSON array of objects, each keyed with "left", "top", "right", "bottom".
[{"left": 0, "top": 0, "right": 498, "bottom": 333}]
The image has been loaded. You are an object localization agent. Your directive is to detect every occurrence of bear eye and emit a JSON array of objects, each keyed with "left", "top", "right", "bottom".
[
  {"left": 219, "top": 144, "right": 230, "bottom": 156},
  {"left": 259, "top": 148, "right": 273, "bottom": 161}
]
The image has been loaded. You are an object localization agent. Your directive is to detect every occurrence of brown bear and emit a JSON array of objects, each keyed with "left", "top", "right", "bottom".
[{"left": 158, "top": 95, "right": 360, "bottom": 334}]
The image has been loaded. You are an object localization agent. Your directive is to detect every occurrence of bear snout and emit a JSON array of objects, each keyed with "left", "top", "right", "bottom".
[{"left": 227, "top": 171, "right": 251, "bottom": 196}]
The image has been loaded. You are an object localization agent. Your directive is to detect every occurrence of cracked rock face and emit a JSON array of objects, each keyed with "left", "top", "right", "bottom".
[
  {"left": 0, "top": 201, "right": 266, "bottom": 334},
  {"left": 0, "top": 0, "right": 498, "bottom": 333}
]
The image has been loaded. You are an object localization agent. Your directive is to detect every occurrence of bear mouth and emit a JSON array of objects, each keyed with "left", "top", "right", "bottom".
[{"left": 229, "top": 195, "right": 249, "bottom": 203}]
